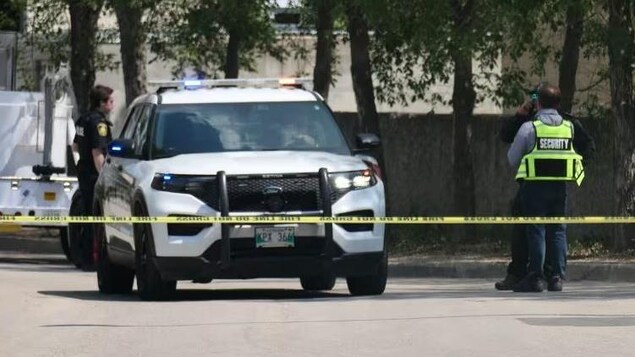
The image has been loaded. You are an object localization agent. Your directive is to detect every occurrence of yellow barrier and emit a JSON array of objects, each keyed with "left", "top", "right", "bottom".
[{"left": 1, "top": 216, "right": 635, "bottom": 224}]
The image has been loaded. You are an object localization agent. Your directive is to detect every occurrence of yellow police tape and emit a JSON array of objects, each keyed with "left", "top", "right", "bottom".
[{"left": 1, "top": 216, "right": 635, "bottom": 224}]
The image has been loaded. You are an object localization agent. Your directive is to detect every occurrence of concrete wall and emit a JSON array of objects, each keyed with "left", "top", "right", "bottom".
[
  {"left": 92, "top": 37, "right": 503, "bottom": 131},
  {"left": 334, "top": 112, "right": 615, "bottom": 240}
]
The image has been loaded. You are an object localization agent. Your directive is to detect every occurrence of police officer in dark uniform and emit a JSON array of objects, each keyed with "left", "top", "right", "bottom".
[{"left": 71, "top": 85, "right": 114, "bottom": 270}]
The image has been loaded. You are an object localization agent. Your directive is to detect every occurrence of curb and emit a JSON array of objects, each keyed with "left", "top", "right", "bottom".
[
  {"left": 2, "top": 232, "right": 634, "bottom": 282},
  {"left": 0, "top": 253, "right": 68, "bottom": 265},
  {"left": 388, "top": 258, "right": 635, "bottom": 282}
]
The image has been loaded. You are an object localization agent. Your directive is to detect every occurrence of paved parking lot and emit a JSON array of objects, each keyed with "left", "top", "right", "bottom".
[{"left": 1, "top": 261, "right": 634, "bottom": 356}]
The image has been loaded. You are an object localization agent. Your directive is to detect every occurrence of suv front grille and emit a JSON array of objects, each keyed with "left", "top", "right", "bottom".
[{"left": 203, "top": 174, "right": 326, "bottom": 212}]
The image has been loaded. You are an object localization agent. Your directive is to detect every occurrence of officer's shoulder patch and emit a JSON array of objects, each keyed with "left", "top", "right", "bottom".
[{"left": 97, "top": 123, "right": 108, "bottom": 137}]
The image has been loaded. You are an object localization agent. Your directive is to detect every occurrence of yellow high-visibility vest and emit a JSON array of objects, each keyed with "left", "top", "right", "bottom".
[{"left": 515, "top": 119, "right": 584, "bottom": 185}]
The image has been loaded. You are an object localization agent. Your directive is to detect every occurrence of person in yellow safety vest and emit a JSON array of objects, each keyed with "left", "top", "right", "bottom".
[
  {"left": 494, "top": 86, "right": 595, "bottom": 291},
  {"left": 507, "top": 84, "right": 584, "bottom": 293}
]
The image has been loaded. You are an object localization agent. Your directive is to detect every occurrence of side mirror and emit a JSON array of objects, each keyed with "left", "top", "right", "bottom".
[
  {"left": 108, "top": 139, "right": 135, "bottom": 158},
  {"left": 354, "top": 133, "right": 381, "bottom": 151}
]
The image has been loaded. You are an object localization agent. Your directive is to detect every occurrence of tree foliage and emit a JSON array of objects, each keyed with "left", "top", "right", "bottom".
[
  {"left": 367, "top": 0, "right": 507, "bottom": 108},
  {"left": 17, "top": 0, "right": 117, "bottom": 92},
  {"left": 0, "top": 0, "right": 26, "bottom": 31},
  {"left": 366, "top": 0, "right": 607, "bottom": 112},
  {"left": 147, "top": 0, "right": 284, "bottom": 78}
]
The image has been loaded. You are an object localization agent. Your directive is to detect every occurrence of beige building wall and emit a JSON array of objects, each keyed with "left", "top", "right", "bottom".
[
  {"left": 20, "top": 5, "right": 613, "bottom": 123},
  {"left": 97, "top": 35, "right": 503, "bottom": 128}
]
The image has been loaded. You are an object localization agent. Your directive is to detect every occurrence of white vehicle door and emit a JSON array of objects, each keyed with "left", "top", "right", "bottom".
[{"left": 103, "top": 105, "right": 144, "bottom": 248}]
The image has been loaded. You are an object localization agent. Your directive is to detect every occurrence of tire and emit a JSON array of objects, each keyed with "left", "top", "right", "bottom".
[
  {"left": 96, "top": 222, "right": 134, "bottom": 294},
  {"left": 59, "top": 227, "right": 72, "bottom": 262},
  {"left": 134, "top": 206, "right": 176, "bottom": 301},
  {"left": 300, "top": 274, "right": 336, "bottom": 291},
  {"left": 346, "top": 252, "right": 388, "bottom": 296}
]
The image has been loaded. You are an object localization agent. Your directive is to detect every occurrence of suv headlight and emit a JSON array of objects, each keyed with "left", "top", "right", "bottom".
[
  {"left": 151, "top": 173, "right": 216, "bottom": 194},
  {"left": 329, "top": 169, "right": 377, "bottom": 193}
]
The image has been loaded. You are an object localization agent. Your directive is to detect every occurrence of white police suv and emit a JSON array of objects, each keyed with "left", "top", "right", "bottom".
[{"left": 94, "top": 78, "right": 387, "bottom": 300}]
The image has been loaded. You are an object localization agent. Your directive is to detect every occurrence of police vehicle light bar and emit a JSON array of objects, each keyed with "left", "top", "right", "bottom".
[{"left": 148, "top": 77, "right": 313, "bottom": 91}]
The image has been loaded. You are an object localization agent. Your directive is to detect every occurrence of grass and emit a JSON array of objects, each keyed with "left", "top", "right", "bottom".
[{"left": 387, "top": 225, "right": 635, "bottom": 260}]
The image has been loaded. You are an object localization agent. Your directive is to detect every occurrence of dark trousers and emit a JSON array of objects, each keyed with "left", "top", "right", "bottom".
[
  {"left": 519, "top": 181, "right": 568, "bottom": 278},
  {"left": 506, "top": 191, "right": 528, "bottom": 277},
  {"left": 506, "top": 188, "right": 553, "bottom": 278},
  {"left": 77, "top": 173, "right": 97, "bottom": 266}
]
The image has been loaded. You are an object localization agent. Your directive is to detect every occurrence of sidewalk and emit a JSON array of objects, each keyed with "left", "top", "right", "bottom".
[{"left": 389, "top": 255, "right": 635, "bottom": 282}]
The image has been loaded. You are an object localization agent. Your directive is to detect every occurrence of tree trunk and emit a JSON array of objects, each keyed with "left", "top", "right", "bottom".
[
  {"left": 313, "top": 0, "right": 334, "bottom": 100},
  {"left": 558, "top": 0, "right": 584, "bottom": 114},
  {"left": 113, "top": 1, "right": 147, "bottom": 106},
  {"left": 224, "top": 31, "right": 240, "bottom": 78},
  {"left": 345, "top": 1, "right": 387, "bottom": 203},
  {"left": 345, "top": 2, "right": 379, "bottom": 135},
  {"left": 449, "top": 0, "right": 476, "bottom": 242},
  {"left": 451, "top": 49, "right": 476, "bottom": 219},
  {"left": 608, "top": 0, "right": 635, "bottom": 250},
  {"left": 68, "top": 0, "right": 104, "bottom": 113}
]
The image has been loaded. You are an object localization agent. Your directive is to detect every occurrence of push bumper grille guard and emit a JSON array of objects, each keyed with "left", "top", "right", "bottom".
[
  {"left": 318, "top": 168, "right": 335, "bottom": 258},
  {"left": 217, "top": 171, "right": 231, "bottom": 269},
  {"left": 216, "top": 168, "right": 335, "bottom": 270}
]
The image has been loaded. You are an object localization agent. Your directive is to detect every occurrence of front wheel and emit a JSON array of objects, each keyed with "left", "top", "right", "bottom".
[
  {"left": 346, "top": 252, "right": 388, "bottom": 296},
  {"left": 134, "top": 211, "right": 176, "bottom": 301}
]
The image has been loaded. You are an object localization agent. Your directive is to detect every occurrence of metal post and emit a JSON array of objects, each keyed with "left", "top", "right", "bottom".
[
  {"left": 217, "top": 171, "right": 230, "bottom": 269},
  {"left": 319, "top": 168, "right": 334, "bottom": 257},
  {"left": 42, "top": 75, "right": 54, "bottom": 167}
]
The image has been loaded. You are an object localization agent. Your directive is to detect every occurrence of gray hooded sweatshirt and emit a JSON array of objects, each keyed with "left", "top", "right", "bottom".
[{"left": 507, "top": 108, "right": 571, "bottom": 169}]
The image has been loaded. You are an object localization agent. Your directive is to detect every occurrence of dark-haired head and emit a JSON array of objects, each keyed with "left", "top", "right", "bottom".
[{"left": 90, "top": 85, "right": 114, "bottom": 113}]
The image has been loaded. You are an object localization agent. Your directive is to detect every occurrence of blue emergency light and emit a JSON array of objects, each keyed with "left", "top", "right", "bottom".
[{"left": 183, "top": 80, "right": 202, "bottom": 87}]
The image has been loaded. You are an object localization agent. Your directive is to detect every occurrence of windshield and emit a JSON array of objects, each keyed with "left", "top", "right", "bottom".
[{"left": 150, "top": 101, "right": 350, "bottom": 158}]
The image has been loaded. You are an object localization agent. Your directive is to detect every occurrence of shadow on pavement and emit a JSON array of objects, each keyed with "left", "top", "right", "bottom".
[
  {"left": 369, "top": 280, "right": 635, "bottom": 302},
  {"left": 518, "top": 316, "right": 635, "bottom": 327},
  {"left": 38, "top": 288, "right": 350, "bottom": 302},
  {"left": 38, "top": 280, "right": 635, "bottom": 303},
  {"left": 38, "top": 290, "right": 139, "bottom": 302},
  {"left": 39, "top": 313, "right": 635, "bottom": 329}
]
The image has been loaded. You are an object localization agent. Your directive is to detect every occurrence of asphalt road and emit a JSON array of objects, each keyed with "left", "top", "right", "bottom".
[{"left": 1, "top": 261, "right": 635, "bottom": 357}]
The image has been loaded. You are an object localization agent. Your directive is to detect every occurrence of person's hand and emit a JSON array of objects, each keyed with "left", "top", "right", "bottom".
[{"left": 516, "top": 100, "right": 534, "bottom": 116}]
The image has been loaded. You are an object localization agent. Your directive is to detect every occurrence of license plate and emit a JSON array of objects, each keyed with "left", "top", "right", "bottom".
[
  {"left": 255, "top": 227, "right": 295, "bottom": 248},
  {"left": 44, "top": 192, "right": 56, "bottom": 201},
  {"left": 42, "top": 210, "right": 61, "bottom": 216}
]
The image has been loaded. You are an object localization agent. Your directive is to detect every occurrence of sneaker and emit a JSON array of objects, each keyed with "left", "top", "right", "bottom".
[
  {"left": 548, "top": 276, "right": 564, "bottom": 292},
  {"left": 513, "top": 274, "right": 546, "bottom": 293},
  {"left": 495, "top": 274, "right": 521, "bottom": 291}
]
